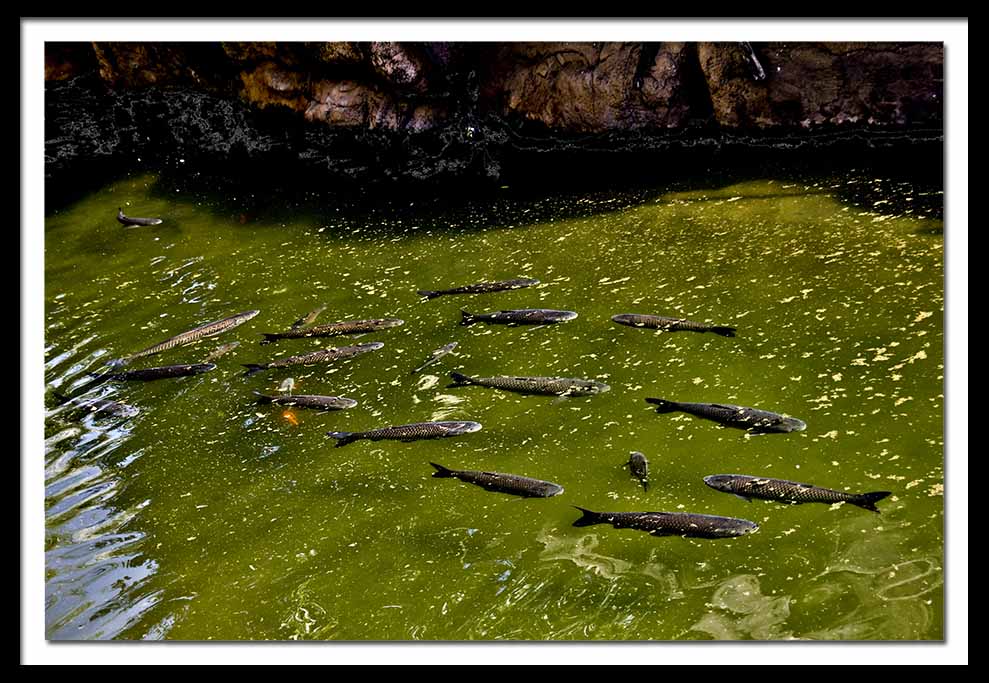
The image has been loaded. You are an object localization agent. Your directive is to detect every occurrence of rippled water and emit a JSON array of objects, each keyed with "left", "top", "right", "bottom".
[{"left": 43, "top": 171, "right": 944, "bottom": 640}]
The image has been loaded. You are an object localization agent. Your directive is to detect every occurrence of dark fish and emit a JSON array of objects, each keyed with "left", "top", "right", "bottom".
[
  {"left": 411, "top": 342, "right": 458, "bottom": 375},
  {"left": 628, "top": 451, "right": 649, "bottom": 491},
  {"left": 75, "top": 362, "right": 217, "bottom": 394},
  {"left": 111, "top": 310, "right": 260, "bottom": 366},
  {"left": 448, "top": 371, "right": 609, "bottom": 397},
  {"left": 291, "top": 305, "right": 327, "bottom": 329},
  {"left": 117, "top": 207, "right": 163, "bottom": 226},
  {"left": 572, "top": 507, "right": 759, "bottom": 539},
  {"left": 460, "top": 308, "right": 577, "bottom": 326},
  {"left": 704, "top": 474, "right": 892, "bottom": 513},
  {"left": 252, "top": 390, "right": 357, "bottom": 411},
  {"left": 326, "top": 420, "right": 481, "bottom": 447},
  {"left": 430, "top": 462, "right": 563, "bottom": 498},
  {"left": 63, "top": 397, "right": 140, "bottom": 420},
  {"left": 418, "top": 277, "right": 540, "bottom": 300},
  {"left": 645, "top": 398, "right": 806, "bottom": 434},
  {"left": 612, "top": 313, "right": 736, "bottom": 338},
  {"left": 203, "top": 341, "right": 240, "bottom": 362},
  {"left": 260, "top": 318, "right": 404, "bottom": 344},
  {"left": 243, "top": 341, "right": 384, "bottom": 377}
]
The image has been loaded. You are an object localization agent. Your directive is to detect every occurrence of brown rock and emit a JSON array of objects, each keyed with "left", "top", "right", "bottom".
[
  {"left": 311, "top": 42, "right": 365, "bottom": 66},
  {"left": 305, "top": 79, "right": 447, "bottom": 131},
  {"left": 369, "top": 42, "right": 431, "bottom": 93},
  {"left": 45, "top": 43, "right": 97, "bottom": 81},
  {"left": 239, "top": 61, "right": 309, "bottom": 112}
]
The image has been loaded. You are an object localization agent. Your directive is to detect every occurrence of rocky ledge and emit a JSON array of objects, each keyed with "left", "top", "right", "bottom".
[{"left": 45, "top": 41, "right": 943, "bottom": 193}]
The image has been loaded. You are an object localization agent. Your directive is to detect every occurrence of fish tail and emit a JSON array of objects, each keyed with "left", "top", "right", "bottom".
[
  {"left": 251, "top": 390, "right": 273, "bottom": 404},
  {"left": 851, "top": 491, "right": 892, "bottom": 513},
  {"left": 259, "top": 334, "right": 282, "bottom": 345},
  {"left": 326, "top": 431, "right": 359, "bottom": 447},
  {"left": 710, "top": 326, "right": 737, "bottom": 338},
  {"left": 645, "top": 397, "right": 678, "bottom": 413},
  {"left": 429, "top": 462, "right": 456, "bottom": 478},
  {"left": 242, "top": 364, "right": 266, "bottom": 377},
  {"left": 460, "top": 310, "right": 477, "bottom": 326},
  {"left": 417, "top": 290, "right": 441, "bottom": 300},
  {"left": 571, "top": 506, "right": 604, "bottom": 527},
  {"left": 447, "top": 371, "right": 474, "bottom": 388}
]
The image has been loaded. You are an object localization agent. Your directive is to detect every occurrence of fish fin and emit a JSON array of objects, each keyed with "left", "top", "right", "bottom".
[
  {"left": 326, "top": 431, "right": 359, "bottom": 447},
  {"left": 417, "top": 290, "right": 440, "bottom": 300},
  {"left": 644, "top": 397, "right": 677, "bottom": 413},
  {"left": 571, "top": 506, "right": 602, "bottom": 527},
  {"left": 733, "top": 494, "right": 753, "bottom": 503},
  {"left": 447, "top": 371, "right": 473, "bottom": 387},
  {"left": 710, "top": 326, "right": 737, "bottom": 338},
  {"left": 242, "top": 364, "right": 266, "bottom": 377},
  {"left": 552, "top": 395, "right": 571, "bottom": 405},
  {"left": 851, "top": 491, "right": 892, "bottom": 513},
  {"left": 459, "top": 310, "right": 477, "bottom": 326},
  {"left": 641, "top": 480, "right": 649, "bottom": 493},
  {"left": 429, "top": 462, "right": 455, "bottom": 478},
  {"left": 252, "top": 390, "right": 273, "bottom": 404}
]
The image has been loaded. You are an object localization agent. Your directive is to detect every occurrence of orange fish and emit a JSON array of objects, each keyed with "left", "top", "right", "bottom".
[{"left": 283, "top": 410, "right": 299, "bottom": 426}]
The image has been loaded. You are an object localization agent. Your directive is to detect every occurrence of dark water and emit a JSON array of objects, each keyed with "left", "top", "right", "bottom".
[{"left": 43, "top": 171, "right": 944, "bottom": 640}]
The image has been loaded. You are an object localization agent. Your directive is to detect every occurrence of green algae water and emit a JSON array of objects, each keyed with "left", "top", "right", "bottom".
[{"left": 44, "top": 171, "right": 944, "bottom": 641}]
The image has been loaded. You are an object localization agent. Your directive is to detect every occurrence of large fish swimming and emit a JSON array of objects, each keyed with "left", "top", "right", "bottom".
[
  {"left": 411, "top": 342, "right": 459, "bottom": 375},
  {"left": 417, "top": 277, "right": 540, "bottom": 300},
  {"left": 703, "top": 474, "right": 892, "bottom": 513},
  {"left": 430, "top": 462, "right": 563, "bottom": 498},
  {"left": 203, "top": 341, "right": 240, "bottom": 362},
  {"left": 645, "top": 398, "right": 806, "bottom": 434},
  {"left": 73, "top": 362, "right": 217, "bottom": 395},
  {"left": 447, "top": 371, "right": 609, "bottom": 397},
  {"left": 260, "top": 318, "right": 404, "bottom": 344},
  {"left": 291, "top": 305, "right": 327, "bottom": 329},
  {"left": 327, "top": 420, "right": 481, "bottom": 447},
  {"left": 572, "top": 507, "right": 759, "bottom": 539},
  {"left": 612, "top": 313, "right": 736, "bottom": 338},
  {"left": 110, "top": 310, "right": 259, "bottom": 366},
  {"left": 252, "top": 391, "right": 357, "bottom": 411},
  {"left": 117, "top": 207, "right": 163, "bottom": 226},
  {"left": 242, "top": 341, "right": 384, "bottom": 376},
  {"left": 628, "top": 451, "right": 649, "bottom": 491},
  {"left": 460, "top": 308, "right": 577, "bottom": 326}
]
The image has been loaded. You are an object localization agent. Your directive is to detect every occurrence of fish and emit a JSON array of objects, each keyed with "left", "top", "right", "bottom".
[
  {"left": 260, "top": 318, "right": 404, "bottom": 344},
  {"left": 110, "top": 310, "right": 260, "bottom": 366},
  {"left": 417, "top": 277, "right": 540, "bottom": 300},
  {"left": 571, "top": 507, "right": 759, "bottom": 539},
  {"left": 252, "top": 391, "right": 357, "bottom": 411},
  {"left": 117, "top": 207, "right": 163, "bottom": 226},
  {"left": 447, "top": 371, "right": 609, "bottom": 397},
  {"left": 429, "top": 462, "right": 563, "bottom": 498},
  {"left": 326, "top": 420, "right": 481, "bottom": 447},
  {"left": 291, "top": 305, "right": 328, "bottom": 329},
  {"left": 203, "top": 341, "right": 240, "bottom": 362},
  {"left": 703, "top": 474, "right": 892, "bottom": 513},
  {"left": 63, "top": 397, "right": 140, "bottom": 420},
  {"left": 628, "top": 451, "right": 649, "bottom": 491},
  {"left": 411, "top": 342, "right": 459, "bottom": 375},
  {"left": 242, "top": 341, "right": 384, "bottom": 377},
  {"left": 612, "top": 313, "right": 736, "bottom": 338},
  {"left": 645, "top": 398, "right": 806, "bottom": 434},
  {"left": 460, "top": 308, "right": 577, "bottom": 326},
  {"left": 73, "top": 362, "right": 217, "bottom": 395}
]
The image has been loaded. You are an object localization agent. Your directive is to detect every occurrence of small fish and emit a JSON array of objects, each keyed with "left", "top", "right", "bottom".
[
  {"left": 418, "top": 277, "right": 540, "bottom": 300},
  {"left": 291, "top": 305, "right": 328, "bottom": 329},
  {"left": 430, "top": 463, "right": 563, "bottom": 498},
  {"left": 572, "top": 507, "right": 759, "bottom": 539},
  {"left": 612, "top": 313, "right": 736, "bottom": 337},
  {"left": 110, "top": 310, "right": 260, "bottom": 366},
  {"left": 74, "top": 362, "right": 217, "bottom": 394},
  {"left": 260, "top": 318, "right": 404, "bottom": 344},
  {"left": 242, "top": 341, "right": 384, "bottom": 377},
  {"left": 117, "top": 207, "right": 163, "bottom": 226},
  {"left": 411, "top": 342, "right": 459, "bottom": 375},
  {"left": 253, "top": 391, "right": 357, "bottom": 411},
  {"left": 203, "top": 341, "right": 240, "bottom": 363},
  {"left": 645, "top": 398, "right": 806, "bottom": 434},
  {"left": 628, "top": 451, "right": 649, "bottom": 491},
  {"left": 703, "top": 474, "right": 892, "bottom": 513},
  {"left": 448, "top": 371, "right": 609, "bottom": 397},
  {"left": 460, "top": 308, "right": 577, "bottom": 326},
  {"left": 326, "top": 420, "right": 481, "bottom": 447}
]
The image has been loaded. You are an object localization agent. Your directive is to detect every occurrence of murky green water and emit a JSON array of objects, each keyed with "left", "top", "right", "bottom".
[{"left": 44, "top": 171, "right": 944, "bottom": 640}]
